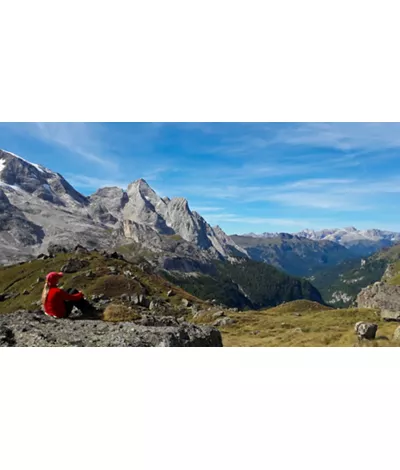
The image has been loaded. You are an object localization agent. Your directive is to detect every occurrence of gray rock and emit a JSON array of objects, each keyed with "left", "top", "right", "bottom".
[
  {"left": 0, "top": 312, "right": 223, "bottom": 347},
  {"left": 355, "top": 322, "right": 378, "bottom": 340},
  {"left": 0, "top": 326, "right": 15, "bottom": 347},
  {"left": 212, "top": 310, "right": 225, "bottom": 319},
  {"left": 48, "top": 244, "right": 68, "bottom": 256},
  {"left": 213, "top": 317, "right": 236, "bottom": 327},
  {"left": 61, "top": 258, "right": 89, "bottom": 274},
  {"left": 22, "top": 290, "right": 30, "bottom": 296},
  {"left": 393, "top": 327, "right": 400, "bottom": 342},
  {"left": 167, "top": 290, "right": 174, "bottom": 297},
  {"left": 91, "top": 294, "right": 105, "bottom": 302},
  {"left": 357, "top": 282, "right": 400, "bottom": 314},
  {"left": 181, "top": 298, "right": 192, "bottom": 308}
]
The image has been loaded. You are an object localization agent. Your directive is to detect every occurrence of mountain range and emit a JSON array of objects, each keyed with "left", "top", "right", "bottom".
[
  {"left": 0, "top": 149, "right": 245, "bottom": 266},
  {"left": 242, "top": 227, "right": 400, "bottom": 257},
  {"left": 0, "top": 149, "right": 324, "bottom": 309},
  {"left": 4, "top": 147, "right": 400, "bottom": 312}
]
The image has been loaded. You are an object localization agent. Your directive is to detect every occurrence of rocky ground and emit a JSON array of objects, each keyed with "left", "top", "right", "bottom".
[{"left": 0, "top": 311, "right": 223, "bottom": 347}]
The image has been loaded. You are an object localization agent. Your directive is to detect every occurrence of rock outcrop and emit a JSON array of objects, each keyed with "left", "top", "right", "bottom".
[
  {"left": 0, "top": 311, "right": 223, "bottom": 347},
  {"left": 357, "top": 282, "right": 400, "bottom": 320}
]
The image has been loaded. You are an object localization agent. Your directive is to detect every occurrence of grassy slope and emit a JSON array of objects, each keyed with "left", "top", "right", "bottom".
[
  {"left": 165, "top": 258, "right": 324, "bottom": 310},
  {"left": 193, "top": 300, "right": 400, "bottom": 347},
  {"left": 0, "top": 252, "right": 204, "bottom": 314}
]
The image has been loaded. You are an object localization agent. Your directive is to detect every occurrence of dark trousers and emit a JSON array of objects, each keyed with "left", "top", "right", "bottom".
[{"left": 64, "top": 289, "right": 93, "bottom": 318}]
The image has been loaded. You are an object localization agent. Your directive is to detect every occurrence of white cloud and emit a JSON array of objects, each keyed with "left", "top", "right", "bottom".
[{"left": 274, "top": 122, "right": 400, "bottom": 151}]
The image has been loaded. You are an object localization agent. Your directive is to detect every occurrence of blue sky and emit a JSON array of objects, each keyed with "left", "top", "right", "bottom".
[{"left": 1, "top": 122, "right": 400, "bottom": 234}]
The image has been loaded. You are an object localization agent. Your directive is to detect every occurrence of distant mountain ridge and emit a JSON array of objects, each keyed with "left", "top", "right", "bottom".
[
  {"left": 231, "top": 233, "right": 353, "bottom": 277},
  {"left": 240, "top": 227, "right": 400, "bottom": 258}
]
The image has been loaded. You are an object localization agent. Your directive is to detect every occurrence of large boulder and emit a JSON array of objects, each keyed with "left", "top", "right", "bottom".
[
  {"left": 61, "top": 258, "right": 90, "bottom": 273},
  {"left": 0, "top": 312, "right": 223, "bottom": 347},
  {"left": 354, "top": 322, "right": 378, "bottom": 340}
]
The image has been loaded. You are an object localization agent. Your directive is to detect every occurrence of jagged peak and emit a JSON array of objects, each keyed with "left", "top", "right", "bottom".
[{"left": 169, "top": 197, "right": 190, "bottom": 210}]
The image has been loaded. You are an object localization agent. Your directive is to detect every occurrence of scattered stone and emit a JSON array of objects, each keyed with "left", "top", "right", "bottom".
[
  {"left": 193, "top": 311, "right": 208, "bottom": 320},
  {"left": 293, "top": 327, "right": 304, "bottom": 334},
  {"left": 47, "top": 244, "right": 68, "bottom": 256},
  {"left": 138, "top": 294, "right": 150, "bottom": 308},
  {"left": 120, "top": 293, "right": 131, "bottom": 302},
  {"left": 181, "top": 298, "right": 192, "bottom": 308},
  {"left": 123, "top": 270, "right": 133, "bottom": 277},
  {"left": 22, "top": 290, "right": 30, "bottom": 296},
  {"left": 212, "top": 311, "right": 225, "bottom": 319},
  {"left": 74, "top": 245, "right": 89, "bottom": 254},
  {"left": 167, "top": 290, "right": 174, "bottom": 297},
  {"left": 91, "top": 294, "right": 105, "bottom": 302},
  {"left": 250, "top": 331, "right": 260, "bottom": 336},
  {"left": 293, "top": 312, "right": 302, "bottom": 317},
  {"left": 107, "top": 252, "right": 125, "bottom": 260},
  {"left": 131, "top": 294, "right": 140, "bottom": 305},
  {"left": 213, "top": 317, "right": 236, "bottom": 327},
  {"left": 61, "top": 258, "right": 89, "bottom": 274},
  {"left": 355, "top": 322, "right": 378, "bottom": 340},
  {"left": 37, "top": 254, "right": 49, "bottom": 260},
  {"left": 85, "top": 271, "right": 95, "bottom": 279},
  {"left": 36, "top": 277, "right": 44, "bottom": 284},
  {"left": 178, "top": 316, "right": 185, "bottom": 323}
]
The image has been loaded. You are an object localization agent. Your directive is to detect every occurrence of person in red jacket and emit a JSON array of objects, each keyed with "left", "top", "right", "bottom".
[{"left": 42, "top": 272, "right": 91, "bottom": 318}]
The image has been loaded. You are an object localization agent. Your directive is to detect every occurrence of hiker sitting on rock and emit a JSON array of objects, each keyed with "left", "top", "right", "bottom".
[{"left": 41, "top": 272, "right": 93, "bottom": 319}]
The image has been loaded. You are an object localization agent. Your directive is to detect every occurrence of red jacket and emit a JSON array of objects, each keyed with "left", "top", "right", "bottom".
[{"left": 44, "top": 287, "right": 84, "bottom": 318}]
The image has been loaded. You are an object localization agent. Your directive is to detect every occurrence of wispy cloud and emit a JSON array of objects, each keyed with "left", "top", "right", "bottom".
[
  {"left": 33, "top": 123, "right": 119, "bottom": 171},
  {"left": 273, "top": 122, "right": 400, "bottom": 151},
  {"left": 66, "top": 174, "right": 131, "bottom": 190}
]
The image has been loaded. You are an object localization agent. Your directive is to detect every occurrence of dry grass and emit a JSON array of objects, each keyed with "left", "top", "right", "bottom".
[
  {"left": 102, "top": 304, "right": 142, "bottom": 322},
  {"left": 190, "top": 300, "right": 400, "bottom": 347}
]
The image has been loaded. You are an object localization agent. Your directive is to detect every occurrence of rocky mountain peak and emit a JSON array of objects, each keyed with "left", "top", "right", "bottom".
[{"left": 0, "top": 149, "right": 88, "bottom": 207}]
